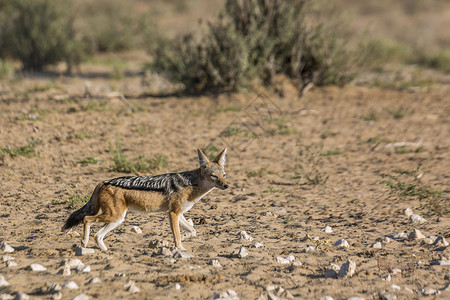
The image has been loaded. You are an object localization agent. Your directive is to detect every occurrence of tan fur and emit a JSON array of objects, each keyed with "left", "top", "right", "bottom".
[{"left": 75, "top": 148, "right": 228, "bottom": 251}]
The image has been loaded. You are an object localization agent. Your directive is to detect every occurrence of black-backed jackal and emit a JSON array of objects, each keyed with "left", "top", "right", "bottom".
[{"left": 62, "top": 148, "right": 228, "bottom": 251}]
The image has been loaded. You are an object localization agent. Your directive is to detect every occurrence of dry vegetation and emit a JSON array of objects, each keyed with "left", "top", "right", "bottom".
[{"left": 0, "top": 0, "right": 449, "bottom": 299}]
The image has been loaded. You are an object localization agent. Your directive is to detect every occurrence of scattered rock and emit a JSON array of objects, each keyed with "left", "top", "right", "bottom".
[
  {"left": 325, "top": 264, "right": 340, "bottom": 279},
  {"left": 389, "top": 232, "right": 406, "bottom": 240},
  {"left": 410, "top": 214, "right": 426, "bottom": 224},
  {"left": 62, "top": 281, "right": 79, "bottom": 290},
  {"left": 345, "top": 297, "right": 365, "bottom": 300},
  {"left": 302, "top": 245, "right": 315, "bottom": 253},
  {"left": 253, "top": 242, "right": 264, "bottom": 248},
  {"left": 382, "top": 274, "right": 392, "bottom": 281},
  {"left": 173, "top": 251, "right": 193, "bottom": 259},
  {"left": 75, "top": 247, "right": 95, "bottom": 256},
  {"left": 214, "top": 289, "right": 239, "bottom": 300},
  {"left": 270, "top": 207, "right": 287, "bottom": 215},
  {"left": 237, "top": 247, "right": 248, "bottom": 258},
  {"left": 130, "top": 226, "right": 142, "bottom": 234},
  {"left": 6, "top": 261, "right": 17, "bottom": 268},
  {"left": 408, "top": 229, "right": 425, "bottom": 241},
  {"left": 52, "top": 293, "right": 62, "bottom": 300},
  {"left": 371, "top": 242, "right": 382, "bottom": 249},
  {"left": 339, "top": 260, "right": 356, "bottom": 278},
  {"left": 14, "top": 292, "right": 29, "bottom": 300},
  {"left": 26, "top": 263, "right": 47, "bottom": 272},
  {"left": 159, "top": 247, "right": 173, "bottom": 256},
  {"left": 264, "top": 285, "right": 294, "bottom": 300},
  {"left": 423, "top": 236, "right": 437, "bottom": 245},
  {"left": 276, "top": 256, "right": 290, "bottom": 264},
  {"left": 67, "top": 258, "right": 83, "bottom": 269},
  {"left": 433, "top": 236, "right": 449, "bottom": 247},
  {"left": 390, "top": 285, "right": 401, "bottom": 291},
  {"left": 124, "top": 280, "right": 140, "bottom": 293},
  {"left": 114, "top": 273, "right": 126, "bottom": 277},
  {"left": 88, "top": 277, "right": 100, "bottom": 284},
  {"left": 148, "top": 240, "right": 169, "bottom": 249},
  {"left": 403, "top": 207, "right": 413, "bottom": 217},
  {"left": 0, "top": 294, "right": 13, "bottom": 300},
  {"left": 81, "top": 265, "right": 91, "bottom": 272},
  {"left": 210, "top": 259, "right": 222, "bottom": 268},
  {"left": 323, "top": 226, "right": 333, "bottom": 233},
  {"left": 73, "top": 294, "right": 89, "bottom": 300},
  {"left": 381, "top": 293, "right": 396, "bottom": 300},
  {"left": 391, "top": 269, "right": 402, "bottom": 275},
  {"left": 383, "top": 237, "right": 391, "bottom": 243},
  {"left": 334, "top": 239, "right": 349, "bottom": 248},
  {"left": 404, "top": 287, "right": 414, "bottom": 294},
  {"left": 239, "top": 231, "right": 253, "bottom": 241},
  {"left": 292, "top": 261, "right": 302, "bottom": 267},
  {"left": 59, "top": 264, "right": 71, "bottom": 276},
  {"left": 431, "top": 259, "right": 450, "bottom": 266},
  {"left": 2, "top": 255, "right": 14, "bottom": 262},
  {"left": 1, "top": 242, "right": 14, "bottom": 253},
  {"left": 420, "top": 288, "right": 440, "bottom": 296},
  {"left": 319, "top": 297, "right": 334, "bottom": 300},
  {"left": 0, "top": 275, "right": 9, "bottom": 287}
]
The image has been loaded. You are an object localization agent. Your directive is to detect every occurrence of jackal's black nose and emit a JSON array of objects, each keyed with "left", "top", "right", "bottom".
[{"left": 223, "top": 184, "right": 229, "bottom": 189}]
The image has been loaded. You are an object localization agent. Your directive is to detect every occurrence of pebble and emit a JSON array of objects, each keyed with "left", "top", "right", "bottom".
[
  {"left": 319, "top": 297, "right": 334, "bottom": 300},
  {"left": 67, "top": 258, "right": 83, "bottom": 269},
  {"left": 14, "top": 292, "right": 29, "bottom": 300},
  {"left": 73, "top": 294, "right": 89, "bottom": 300},
  {"left": 237, "top": 247, "right": 248, "bottom": 258},
  {"left": 173, "top": 251, "right": 193, "bottom": 259},
  {"left": 75, "top": 247, "right": 95, "bottom": 256},
  {"left": 422, "top": 235, "right": 437, "bottom": 244},
  {"left": 420, "top": 288, "right": 440, "bottom": 296},
  {"left": 302, "top": 245, "right": 315, "bottom": 252},
  {"left": 240, "top": 231, "right": 253, "bottom": 241},
  {"left": 390, "top": 284, "right": 401, "bottom": 291},
  {"left": 124, "top": 280, "right": 140, "bottom": 293},
  {"left": 0, "top": 275, "right": 9, "bottom": 287},
  {"left": 148, "top": 239, "right": 169, "bottom": 249},
  {"left": 61, "top": 264, "right": 71, "bottom": 276},
  {"left": 433, "top": 235, "right": 449, "bottom": 247},
  {"left": 410, "top": 214, "right": 426, "bottom": 224},
  {"left": 114, "top": 273, "right": 126, "bottom": 277},
  {"left": 81, "top": 265, "right": 91, "bottom": 272},
  {"left": 27, "top": 263, "right": 47, "bottom": 272},
  {"left": 334, "top": 239, "right": 349, "bottom": 248},
  {"left": 1, "top": 255, "right": 14, "bottom": 262},
  {"left": 210, "top": 259, "right": 222, "bottom": 268},
  {"left": 403, "top": 207, "right": 413, "bottom": 217},
  {"left": 173, "top": 283, "right": 181, "bottom": 290},
  {"left": 408, "top": 229, "right": 425, "bottom": 241},
  {"left": 130, "top": 226, "right": 142, "bottom": 234},
  {"left": 1, "top": 242, "right": 14, "bottom": 253},
  {"left": 276, "top": 256, "right": 291, "bottom": 264},
  {"left": 6, "top": 261, "right": 17, "bottom": 267},
  {"left": 323, "top": 226, "right": 333, "bottom": 233},
  {"left": 381, "top": 294, "right": 396, "bottom": 300},
  {"left": 89, "top": 277, "right": 100, "bottom": 284},
  {"left": 404, "top": 287, "right": 414, "bottom": 294},
  {"left": 214, "top": 289, "right": 239, "bottom": 300},
  {"left": 253, "top": 242, "right": 264, "bottom": 248},
  {"left": 389, "top": 232, "right": 406, "bottom": 240},
  {"left": 346, "top": 297, "right": 365, "bottom": 300},
  {"left": 371, "top": 242, "right": 382, "bottom": 249},
  {"left": 159, "top": 247, "right": 173, "bottom": 256},
  {"left": 0, "top": 294, "right": 13, "bottom": 300},
  {"left": 62, "top": 281, "right": 79, "bottom": 290},
  {"left": 383, "top": 237, "right": 391, "bottom": 243},
  {"left": 431, "top": 260, "right": 450, "bottom": 265},
  {"left": 382, "top": 274, "right": 392, "bottom": 281},
  {"left": 324, "top": 269, "right": 337, "bottom": 279},
  {"left": 51, "top": 292, "right": 62, "bottom": 300},
  {"left": 270, "top": 207, "right": 287, "bottom": 215},
  {"left": 339, "top": 260, "right": 356, "bottom": 278},
  {"left": 392, "top": 268, "right": 402, "bottom": 275}
]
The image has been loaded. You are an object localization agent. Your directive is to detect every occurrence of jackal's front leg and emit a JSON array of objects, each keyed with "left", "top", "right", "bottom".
[
  {"left": 169, "top": 211, "right": 185, "bottom": 251},
  {"left": 179, "top": 214, "right": 196, "bottom": 240}
]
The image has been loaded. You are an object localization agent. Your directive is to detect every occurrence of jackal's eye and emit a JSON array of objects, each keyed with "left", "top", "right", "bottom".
[
  {"left": 211, "top": 174, "right": 218, "bottom": 179},
  {"left": 223, "top": 173, "right": 227, "bottom": 178}
]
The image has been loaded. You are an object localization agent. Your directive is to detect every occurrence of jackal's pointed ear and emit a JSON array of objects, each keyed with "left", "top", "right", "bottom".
[
  {"left": 213, "top": 147, "right": 227, "bottom": 166},
  {"left": 197, "top": 148, "right": 210, "bottom": 167}
]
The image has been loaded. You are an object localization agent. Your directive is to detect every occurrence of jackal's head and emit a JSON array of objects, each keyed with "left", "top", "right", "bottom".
[{"left": 197, "top": 148, "right": 228, "bottom": 190}]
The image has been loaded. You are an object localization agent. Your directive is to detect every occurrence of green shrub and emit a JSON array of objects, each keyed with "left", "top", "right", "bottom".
[
  {"left": 151, "top": 0, "right": 356, "bottom": 93},
  {"left": 0, "top": 0, "right": 85, "bottom": 71}
]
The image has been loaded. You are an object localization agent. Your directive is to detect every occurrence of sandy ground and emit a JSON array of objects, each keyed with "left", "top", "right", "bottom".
[{"left": 0, "top": 67, "right": 449, "bottom": 299}]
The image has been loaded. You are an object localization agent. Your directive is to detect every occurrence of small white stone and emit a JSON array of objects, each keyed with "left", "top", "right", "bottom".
[
  {"left": 75, "top": 247, "right": 95, "bottom": 256},
  {"left": 131, "top": 226, "right": 142, "bottom": 234},
  {"left": 431, "top": 259, "right": 450, "bottom": 265},
  {"left": 174, "top": 283, "right": 181, "bottom": 290},
  {"left": 210, "top": 259, "right": 222, "bottom": 268},
  {"left": 49, "top": 283, "right": 61, "bottom": 292},
  {"left": 159, "top": 247, "right": 173, "bottom": 256},
  {"left": 334, "top": 239, "right": 349, "bottom": 248},
  {"left": 345, "top": 297, "right": 365, "bottom": 300},
  {"left": 390, "top": 284, "right": 401, "bottom": 291},
  {"left": 382, "top": 293, "right": 396, "bottom": 300},
  {"left": 237, "top": 247, "right": 248, "bottom": 258},
  {"left": 392, "top": 268, "right": 402, "bottom": 275},
  {"left": 372, "top": 242, "right": 382, "bottom": 249},
  {"left": 423, "top": 236, "right": 437, "bottom": 244},
  {"left": 338, "top": 260, "right": 356, "bottom": 278},
  {"left": 253, "top": 242, "right": 264, "bottom": 248},
  {"left": 404, "top": 287, "right": 414, "bottom": 294},
  {"left": 61, "top": 264, "right": 71, "bottom": 276},
  {"left": 403, "top": 207, "right": 413, "bottom": 217},
  {"left": 27, "top": 263, "right": 47, "bottom": 272},
  {"left": 389, "top": 232, "right": 406, "bottom": 240},
  {"left": 285, "top": 254, "right": 295, "bottom": 262},
  {"left": 62, "top": 281, "right": 79, "bottom": 290},
  {"left": 14, "top": 292, "right": 29, "bottom": 300},
  {"left": 302, "top": 245, "right": 315, "bottom": 252},
  {"left": 88, "top": 277, "right": 100, "bottom": 284},
  {"left": 420, "top": 288, "right": 440, "bottom": 296},
  {"left": 173, "top": 251, "right": 193, "bottom": 259},
  {"left": 240, "top": 231, "right": 254, "bottom": 241},
  {"left": 73, "top": 294, "right": 89, "bottom": 300},
  {"left": 81, "top": 265, "right": 91, "bottom": 272},
  {"left": 1, "top": 242, "right": 14, "bottom": 253},
  {"left": 410, "top": 214, "right": 426, "bottom": 224},
  {"left": 323, "top": 226, "right": 333, "bottom": 233},
  {"left": 6, "top": 261, "right": 17, "bottom": 267},
  {"left": 382, "top": 274, "right": 392, "bottom": 281},
  {"left": 433, "top": 236, "right": 449, "bottom": 247},
  {"left": 67, "top": 258, "right": 83, "bottom": 269},
  {"left": 214, "top": 289, "right": 239, "bottom": 300},
  {"left": 319, "top": 297, "right": 334, "bottom": 300},
  {"left": 276, "top": 256, "right": 290, "bottom": 264},
  {"left": 1, "top": 255, "right": 14, "bottom": 262},
  {"left": 292, "top": 261, "right": 302, "bottom": 266},
  {"left": 408, "top": 229, "right": 426, "bottom": 240},
  {"left": 383, "top": 237, "right": 391, "bottom": 243},
  {"left": 0, "top": 275, "right": 9, "bottom": 287},
  {"left": 0, "top": 294, "right": 14, "bottom": 300}
]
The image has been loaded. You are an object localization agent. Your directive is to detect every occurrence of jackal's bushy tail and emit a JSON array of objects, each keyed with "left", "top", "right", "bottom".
[{"left": 61, "top": 184, "right": 101, "bottom": 231}]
